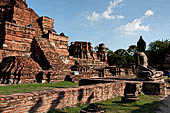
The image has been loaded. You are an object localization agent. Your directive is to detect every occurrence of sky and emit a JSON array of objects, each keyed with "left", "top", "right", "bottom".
[{"left": 27, "top": 0, "right": 170, "bottom": 51}]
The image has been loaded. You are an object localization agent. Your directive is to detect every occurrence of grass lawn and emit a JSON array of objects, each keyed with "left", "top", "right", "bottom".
[
  {"left": 52, "top": 95, "right": 160, "bottom": 113},
  {"left": 0, "top": 81, "right": 78, "bottom": 95}
]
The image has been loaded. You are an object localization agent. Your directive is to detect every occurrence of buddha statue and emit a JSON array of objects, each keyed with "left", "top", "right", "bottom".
[{"left": 134, "top": 36, "right": 164, "bottom": 81}]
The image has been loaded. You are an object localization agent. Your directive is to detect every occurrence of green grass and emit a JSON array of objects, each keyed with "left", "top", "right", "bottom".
[
  {"left": 0, "top": 81, "right": 78, "bottom": 95},
  {"left": 52, "top": 95, "right": 159, "bottom": 113}
]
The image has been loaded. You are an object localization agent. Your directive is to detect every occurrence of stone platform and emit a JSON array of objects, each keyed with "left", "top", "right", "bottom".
[{"left": 79, "top": 78, "right": 167, "bottom": 96}]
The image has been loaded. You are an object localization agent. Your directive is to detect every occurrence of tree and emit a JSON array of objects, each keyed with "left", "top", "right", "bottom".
[
  {"left": 106, "top": 48, "right": 115, "bottom": 65},
  {"left": 107, "top": 48, "right": 135, "bottom": 66},
  {"left": 146, "top": 39, "right": 170, "bottom": 67},
  {"left": 114, "top": 49, "right": 129, "bottom": 56},
  {"left": 127, "top": 45, "right": 137, "bottom": 56},
  {"left": 94, "top": 46, "right": 99, "bottom": 52},
  {"left": 148, "top": 39, "right": 169, "bottom": 51}
]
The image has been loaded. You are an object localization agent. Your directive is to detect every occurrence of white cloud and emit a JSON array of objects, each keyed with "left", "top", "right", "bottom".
[
  {"left": 102, "top": 0, "right": 124, "bottom": 19},
  {"left": 87, "top": 0, "right": 124, "bottom": 21},
  {"left": 118, "top": 10, "right": 154, "bottom": 35},
  {"left": 110, "top": 0, "right": 123, "bottom": 7},
  {"left": 145, "top": 10, "right": 154, "bottom": 16},
  {"left": 87, "top": 11, "right": 100, "bottom": 21}
]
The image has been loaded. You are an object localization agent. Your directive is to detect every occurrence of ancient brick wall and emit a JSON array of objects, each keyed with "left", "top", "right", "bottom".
[
  {"left": 38, "top": 16, "right": 55, "bottom": 34},
  {"left": 0, "top": 0, "right": 69, "bottom": 61},
  {"left": 69, "top": 41, "right": 96, "bottom": 60},
  {"left": 0, "top": 56, "right": 42, "bottom": 84},
  {"left": 2, "top": 22, "right": 36, "bottom": 58},
  {"left": 142, "top": 81, "right": 167, "bottom": 95},
  {"left": 32, "top": 38, "right": 69, "bottom": 71},
  {"left": 0, "top": 0, "right": 119, "bottom": 84},
  {"left": 97, "top": 43, "right": 107, "bottom": 63},
  {"left": 79, "top": 79, "right": 167, "bottom": 96},
  {"left": 48, "top": 33, "right": 69, "bottom": 56},
  {"left": 0, "top": 0, "right": 42, "bottom": 61},
  {"left": 0, "top": 0, "right": 10, "bottom": 6},
  {"left": 70, "top": 58, "right": 108, "bottom": 78},
  {"left": 0, "top": 81, "right": 125, "bottom": 113},
  {"left": 73, "top": 58, "right": 107, "bottom": 69},
  {"left": 69, "top": 42, "right": 108, "bottom": 63}
]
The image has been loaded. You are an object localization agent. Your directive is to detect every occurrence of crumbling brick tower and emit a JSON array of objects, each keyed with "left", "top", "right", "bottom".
[
  {"left": 0, "top": 0, "right": 70, "bottom": 84},
  {"left": 97, "top": 43, "right": 107, "bottom": 63}
]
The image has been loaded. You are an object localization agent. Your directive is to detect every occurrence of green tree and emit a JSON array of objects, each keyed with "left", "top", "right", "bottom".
[
  {"left": 127, "top": 45, "right": 137, "bottom": 56},
  {"left": 148, "top": 39, "right": 169, "bottom": 51},
  {"left": 106, "top": 48, "right": 115, "bottom": 65},
  {"left": 113, "top": 49, "right": 128, "bottom": 65},
  {"left": 114, "top": 49, "right": 129, "bottom": 56},
  {"left": 94, "top": 46, "right": 99, "bottom": 52},
  {"left": 107, "top": 48, "right": 135, "bottom": 66},
  {"left": 146, "top": 39, "right": 170, "bottom": 67}
]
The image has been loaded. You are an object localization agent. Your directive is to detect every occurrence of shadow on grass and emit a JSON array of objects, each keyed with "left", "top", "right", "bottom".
[
  {"left": 94, "top": 95, "right": 163, "bottom": 113},
  {"left": 47, "top": 95, "right": 169, "bottom": 113},
  {"left": 112, "top": 101, "right": 123, "bottom": 104},
  {"left": 131, "top": 102, "right": 159, "bottom": 113},
  {"left": 132, "top": 95, "right": 170, "bottom": 113},
  {"left": 130, "top": 96, "right": 169, "bottom": 113}
]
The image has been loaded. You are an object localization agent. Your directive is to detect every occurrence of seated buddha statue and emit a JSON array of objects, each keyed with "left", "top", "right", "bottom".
[{"left": 134, "top": 36, "right": 164, "bottom": 81}]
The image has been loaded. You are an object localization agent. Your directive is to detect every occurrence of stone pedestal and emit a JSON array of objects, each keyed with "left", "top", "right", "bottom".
[
  {"left": 124, "top": 81, "right": 167, "bottom": 96},
  {"left": 121, "top": 94, "right": 140, "bottom": 103},
  {"left": 80, "top": 104, "right": 106, "bottom": 113},
  {"left": 142, "top": 81, "right": 167, "bottom": 95},
  {"left": 122, "top": 82, "right": 140, "bottom": 103}
]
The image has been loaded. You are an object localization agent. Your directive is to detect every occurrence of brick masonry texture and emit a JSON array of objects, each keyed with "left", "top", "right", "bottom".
[
  {"left": 0, "top": 0, "right": 72, "bottom": 83},
  {"left": 0, "top": 0, "right": 128, "bottom": 84},
  {"left": 0, "top": 56, "right": 42, "bottom": 84},
  {"left": 0, "top": 81, "right": 125, "bottom": 113},
  {"left": 0, "top": 80, "right": 166, "bottom": 113}
]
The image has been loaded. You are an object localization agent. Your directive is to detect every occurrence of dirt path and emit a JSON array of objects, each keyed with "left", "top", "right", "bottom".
[{"left": 156, "top": 89, "right": 170, "bottom": 113}]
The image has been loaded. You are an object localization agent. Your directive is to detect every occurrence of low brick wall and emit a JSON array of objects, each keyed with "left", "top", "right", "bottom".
[{"left": 0, "top": 81, "right": 125, "bottom": 113}]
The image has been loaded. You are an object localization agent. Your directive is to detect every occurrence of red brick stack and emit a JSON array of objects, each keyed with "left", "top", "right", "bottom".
[{"left": 0, "top": 56, "right": 42, "bottom": 84}]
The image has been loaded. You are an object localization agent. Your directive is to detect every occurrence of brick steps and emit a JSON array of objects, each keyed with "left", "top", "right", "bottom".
[{"left": 34, "top": 37, "right": 67, "bottom": 71}]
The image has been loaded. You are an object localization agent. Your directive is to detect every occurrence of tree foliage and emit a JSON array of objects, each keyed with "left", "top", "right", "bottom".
[
  {"left": 103, "top": 39, "right": 170, "bottom": 67},
  {"left": 127, "top": 45, "right": 137, "bottom": 56},
  {"left": 107, "top": 48, "right": 135, "bottom": 66},
  {"left": 146, "top": 39, "right": 170, "bottom": 67},
  {"left": 94, "top": 46, "right": 99, "bottom": 52},
  {"left": 148, "top": 39, "right": 169, "bottom": 51}
]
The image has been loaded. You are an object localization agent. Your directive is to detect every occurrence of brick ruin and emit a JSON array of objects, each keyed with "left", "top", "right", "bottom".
[
  {"left": 0, "top": 1, "right": 168, "bottom": 112},
  {"left": 0, "top": 81, "right": 125, "bottom": 113},
  {"left": 69, "top": 42, "right": 107, "bottom": 62},
  {"left": 0, "top": 0, "right": 121, "bottom": 84},
  {"left": 0, "top": 79, "right": 167, "bottom": 113}
]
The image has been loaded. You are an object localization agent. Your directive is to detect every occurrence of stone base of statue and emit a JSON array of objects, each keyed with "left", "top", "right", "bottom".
[
  {"left": 134, "top": 51, "right": 164, "bottom": 82},
  {"left": 121, "top": 94, "right": 140, "bottom": 103},
  {"left": 136, "top": 65, "right": 164, "bottom": 82}
]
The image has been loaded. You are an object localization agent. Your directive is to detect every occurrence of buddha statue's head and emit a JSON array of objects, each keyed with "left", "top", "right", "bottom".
[{"left": 137, "top": 36, "right": 146, "bottom": 52}]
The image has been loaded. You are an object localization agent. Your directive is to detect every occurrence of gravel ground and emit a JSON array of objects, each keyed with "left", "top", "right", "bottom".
[{"left": 156, "top": 88, "right": 170, "bottom": 113}]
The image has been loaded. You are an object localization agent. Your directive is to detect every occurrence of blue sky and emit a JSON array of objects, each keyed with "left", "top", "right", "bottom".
[{"left": 27, "top": 0, "right": 170, "bottom": 51}]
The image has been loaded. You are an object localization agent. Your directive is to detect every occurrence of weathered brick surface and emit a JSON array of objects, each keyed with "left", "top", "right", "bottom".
[
  {"left": 79, "top": 79, "right": 167, "bottom": 96},
  {"left": 0, "top": 81, "right": 125, "bottom": 113},
  {"left": 97, "top": 43, "right": 107, "bottom": 63},
  {"left": 32, "top": 37, "right": 69, "bottom": 71},
  {"left": 0, "top": 56, "right": 42, "bottom": 84},
  {"left": 48, "top": 33, "right": 69, "bottom": 56},
  {"left": 0, "top": 0, "right": 72, "bottom": 84},
  {"left": 0, "top": 0, "right": 131, "bottom": 84},
  {"left": 142, "top": 81, "right": 167, "bottom": 95},
  {"left": 38, "top": 16, "right": 55, "bottom": 34}
]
